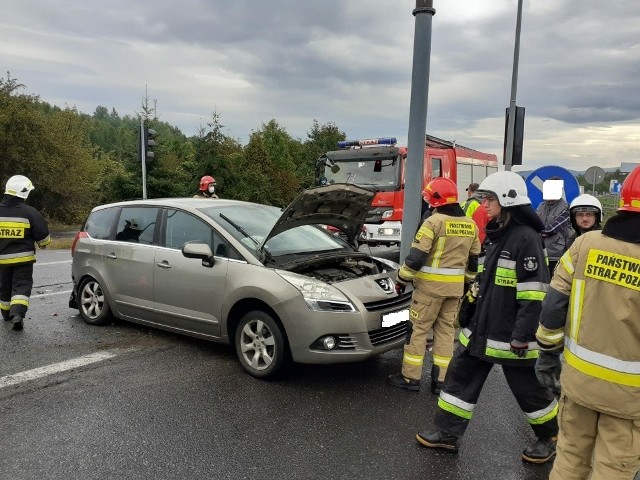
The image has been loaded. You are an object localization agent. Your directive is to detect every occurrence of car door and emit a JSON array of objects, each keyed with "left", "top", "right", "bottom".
[
  {"left": 153, "top": 208, "right": 231, "bottom": 338},
  {"left": 103, "top": 206, "right": 160, "bottom": 322}
]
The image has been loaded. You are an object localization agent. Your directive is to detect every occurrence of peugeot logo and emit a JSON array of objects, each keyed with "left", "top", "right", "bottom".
[{"left": 376, "top": 278, "right": 393, "bottom": 293}]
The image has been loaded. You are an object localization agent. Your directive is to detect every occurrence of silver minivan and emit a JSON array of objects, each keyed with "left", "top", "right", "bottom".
[{"left": 69, "top": 184, "right": 411, "bottom": 378}]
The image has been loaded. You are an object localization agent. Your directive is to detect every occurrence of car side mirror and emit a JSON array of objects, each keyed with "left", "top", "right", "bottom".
[{"left": 182, "top": 241, "right": 215, "bottom": 268}]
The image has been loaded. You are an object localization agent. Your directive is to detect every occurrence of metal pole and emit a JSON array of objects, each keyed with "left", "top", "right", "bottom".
[
  {"left": 504, "top": 0, "right": 523, "bottom": 171},
  {"left": 400, "top": 0, "right": 436, "bottom": 263},
  {"left": 141, "top": 118, "right": 147, "bottom": 200}
]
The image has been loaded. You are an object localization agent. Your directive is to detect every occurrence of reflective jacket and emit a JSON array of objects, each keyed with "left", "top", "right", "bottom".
[
  {"left": 399, "top": 211, "right": 481, "bottom": 298},
  {"left": 461, "top": 218, "right": 549, "bottom": 366},
  {"left": 0, "top": 195, "right": 50, "bottom": 266},
  {"left": 537, "top": 230, "right": 640, "bottom": 419}
]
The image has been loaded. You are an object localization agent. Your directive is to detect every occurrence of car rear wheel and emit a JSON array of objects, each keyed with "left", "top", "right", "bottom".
[
  {"left": 78, "top": 277, "right": 112, "bottom": 326},
  {"left": 235, "top": 311, "right": 288, "bottom": 379}
]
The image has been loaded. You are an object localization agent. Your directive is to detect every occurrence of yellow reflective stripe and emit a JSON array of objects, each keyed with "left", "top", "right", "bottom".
[
  {"left": 433, "top": 355, "right": 451, "bottom": 367},
  {"left": 485, "top": 346, "right": 539, "bottom": 360},
  {"left": 430, "top": 237, "right": 446, "bottom": 268},
  {"left": 564, "top": 348, "right": 640, "bottom": 387},
  {"left": 477, "top": 264, "right": 484, "bottom": 273},
  {"left": 11, "top": 298, "right": 29, "bottom": 307},
  {"left": 0, "top": 255, "right": 36, "bottom": 264},
  {"left": 495, "top": 266, "right": 517, "bottom": 287},
  {"left": 417, "top": 225, "right": 434, "bottom": 239},
  {"left": 536, "top": 325, "right": 564, "bottom": 346},
  {"left": 399, "top": 265, "right": 416, "bottom": 282},
  {"left": 516, "top": 291, "right": 546, "bottom": 301},
  {"left": 526, "top": 401, "right": 559, "bottom": 425},
  {"left": 438, "top": 397, "right": 473, "bottom": 420},
  {"left": 403, "top": 353, "right": 423, "bottom": 366},
  {"left": 415, "top": 272, "right": 465, "bottom": 283},
  {"left": 560, "top": 251, "right": 574, "bottom": 275},
  {"left": 38, "top": 235, "right": 51, "bottom": 247},
  {"left": 459, "top": 329, "right": 471, "bottom": 346},
  {"left": 0, "top": 303, "right": 9, "bottom": 311},
  {"left": 569, "top": 279, "right": 584, "bottom": 341}
]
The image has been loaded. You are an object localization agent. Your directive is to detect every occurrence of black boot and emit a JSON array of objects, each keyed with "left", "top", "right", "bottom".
[
  {"left": 387, "top": 373, "right": 421, "bottom": 391},
  {"left": 430, "top": 380, "right": 443, "bottom": 395},
  {"left": 10, "top": 315, "right": 24, "bottom": 331},
  {"left": 416, "top": 430, "right": 460, "bottom": 453},
  {"left": 522, "top": 437, "right": 557, "bottom": 464},
  {"left": 430, "top": 365, "right": 443, "bottom": 395}
]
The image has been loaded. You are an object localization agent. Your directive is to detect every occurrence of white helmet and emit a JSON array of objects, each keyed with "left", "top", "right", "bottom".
[
  {"left": 5, "top": 175, "right": 34, "bottom": 199},
  {"left": 570, "top": 194, "right": 602, "bottom": 222},
  {"left": 477, "top": 171, "right": 531, "bottom": 207}
]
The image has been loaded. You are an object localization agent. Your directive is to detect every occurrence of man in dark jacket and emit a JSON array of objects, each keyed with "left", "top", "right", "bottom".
[
  {"left": 415, "top": 171, "right": 559, "bottom": 464},
  {"left": 0, "top": 175, "right": 50, "bottom": 330},
  {"left": 537, "top": 178, "right": 571, "bottom": 273}
]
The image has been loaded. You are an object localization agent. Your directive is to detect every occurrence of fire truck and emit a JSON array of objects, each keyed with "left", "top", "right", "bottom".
[{"left": 316, "top": 135, "right": 498, "bottom": 246}]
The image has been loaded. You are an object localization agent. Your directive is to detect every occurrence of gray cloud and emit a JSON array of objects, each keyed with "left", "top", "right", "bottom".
[{"left": 1, "top": 0, "right": 639, "bottom": 169}]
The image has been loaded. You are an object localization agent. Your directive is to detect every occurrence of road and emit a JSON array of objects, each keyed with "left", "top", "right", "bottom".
[{"left": 0, "top": 248, "right": 557, "bottom": 480}]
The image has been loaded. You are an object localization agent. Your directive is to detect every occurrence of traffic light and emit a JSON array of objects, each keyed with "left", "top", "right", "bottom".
[{"left": 144, "top": 127, "right": 156, "bottom": 161}]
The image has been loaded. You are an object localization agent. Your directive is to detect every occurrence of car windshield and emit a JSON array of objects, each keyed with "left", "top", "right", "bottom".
[
  {"left": 322, "top": 157, "right": 399, "bottom": 188},
  {"left": 198, "top": 204, "right": 350, "bottom": 257}
]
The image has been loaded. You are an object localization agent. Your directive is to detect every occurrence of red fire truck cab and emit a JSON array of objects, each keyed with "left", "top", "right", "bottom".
[{"left": 316, "top": 135, "right": 498, "bottom": 247}]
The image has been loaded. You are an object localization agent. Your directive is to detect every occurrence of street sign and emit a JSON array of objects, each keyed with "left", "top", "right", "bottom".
[
  {"left": 525, "top": 165, "right": 581, "bottom": 210},
  {"left": 584, "top": 166, "right": 606, "bottom": 185}
]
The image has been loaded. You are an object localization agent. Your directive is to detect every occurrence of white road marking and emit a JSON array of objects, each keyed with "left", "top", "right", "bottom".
[
  {"left": 0, "top": 349, "right": 132, "bottom": 389},
  {"left": 36, "top": 260, "right": 72, "bottom": 265},
  {"left": 31, "top": 289, "right": 73, "bottom": 299}
]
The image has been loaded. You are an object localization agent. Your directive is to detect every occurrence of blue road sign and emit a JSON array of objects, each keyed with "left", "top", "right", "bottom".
[{"left": 525, "top": 165, "right": 581, "bottom": 210}]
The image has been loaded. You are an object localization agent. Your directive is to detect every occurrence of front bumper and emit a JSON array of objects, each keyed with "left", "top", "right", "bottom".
[{"left": 361, "top": 221, "right": 402, "bottom": 245}]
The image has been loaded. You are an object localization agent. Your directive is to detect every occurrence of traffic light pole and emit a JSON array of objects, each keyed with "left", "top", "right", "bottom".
[
  {"left": 504, "top": 0, "right": 523, "bottom": 172},
  {"left": 140, "top": 118, "right": 148, "bottom": 200},
  {"left": 400, "top": 0, "right": 435, "bottom": 263}
]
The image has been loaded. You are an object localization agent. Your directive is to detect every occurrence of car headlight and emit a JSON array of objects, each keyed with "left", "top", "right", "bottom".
[{"left": 276, "top": 270, "right": 356, "bottom": 312}]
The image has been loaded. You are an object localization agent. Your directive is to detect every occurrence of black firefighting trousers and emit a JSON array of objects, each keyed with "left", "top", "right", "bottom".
[
  {"left": 434, "top": 344, "right": 559, "bottom": 440},
  {"left": 0, "top": 263, "right": 34, "bottom": 320}
]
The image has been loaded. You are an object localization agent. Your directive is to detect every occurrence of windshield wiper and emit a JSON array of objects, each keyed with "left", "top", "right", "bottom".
[{"left": 218, "top": 213, "right": 259, "bottom": 246}]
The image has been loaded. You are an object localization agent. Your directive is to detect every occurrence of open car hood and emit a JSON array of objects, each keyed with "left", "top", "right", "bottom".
[{"left": 260, "top": 183, "right": 374, "bottom": 249}]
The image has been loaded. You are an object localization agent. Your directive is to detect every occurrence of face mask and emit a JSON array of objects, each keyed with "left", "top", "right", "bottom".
[{"left": 208, "top": 185, "right": 216, "bottom": 194}]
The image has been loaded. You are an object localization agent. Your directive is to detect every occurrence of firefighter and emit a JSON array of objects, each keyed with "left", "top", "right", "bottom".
[
  {"left": 194, "top": 175, "right": 218, "bottom": 198},
  {"left": 0, "top": 175, "right": 50, "bottom": 331},
  {"left": 566, "top": 193, "right": 602, "bottom": 249},
  {"left": 462, "top": 182, "right": 490, "bottom": 244},
  {"left": 535, "top": 165, "right": 640, "bottom": 480},
  {"left": 387, "top": 177, "right": 480, "bottom": 395},
  {"left": 416, "top": 171, "right": 559, "bottom": 463}
]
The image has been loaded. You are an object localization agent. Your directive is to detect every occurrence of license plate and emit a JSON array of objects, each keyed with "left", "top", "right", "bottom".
[{"left": 381, "top": 309, "right": 409, "bottom": 328}]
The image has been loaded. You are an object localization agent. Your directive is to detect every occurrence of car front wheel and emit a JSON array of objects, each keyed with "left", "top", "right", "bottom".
[
  {"left": 78, "top": 277, "right": 112, "bottom": 326},
  {"left": 235, "top": 311, "right": 288, "bottom": 379}
]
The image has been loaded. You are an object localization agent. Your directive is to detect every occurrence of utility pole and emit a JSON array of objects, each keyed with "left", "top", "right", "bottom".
[
  {"left": 400, "top": 0, "right": 436, "bottom": 263},
  {"left": 140, "top": 117, "right": 147, "bottom": 200},
  {"left": 504, "top": 0, "right": 524, "bottom": 171}
]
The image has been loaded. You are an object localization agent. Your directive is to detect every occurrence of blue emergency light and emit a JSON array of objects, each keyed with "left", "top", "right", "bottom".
[{"left": 337, "top": 137, "right": 397, "bottom": 149}]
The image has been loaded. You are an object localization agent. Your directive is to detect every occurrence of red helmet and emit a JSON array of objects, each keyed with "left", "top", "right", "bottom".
[
  {"left": 199, "top": 175, "right": 216, "bottom": 191},
  {"left": 423, "top": 177, "right": 458, "bottom": 208},
  {"left": 618, "top": 165, "right": 640, "bottom": 213}
]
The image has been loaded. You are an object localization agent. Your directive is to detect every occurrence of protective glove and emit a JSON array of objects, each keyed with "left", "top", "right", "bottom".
[
  {"left": 535, "top": 351, "right": 562, "bottom": 388},
  {"left": 395, "top": 275, "right": 410, "bottom": 296},
  {"left": 457, "top": 282, "right": 479, "bottom": 328},
  {"left": 509, "top": 339, "right": 529, "bottom": 358}
]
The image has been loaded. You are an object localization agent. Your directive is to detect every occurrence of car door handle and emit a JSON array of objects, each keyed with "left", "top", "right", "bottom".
[
  {"left": 156, "top": 261, "right": 172, "bottom": 269},
  {"left": 106, "top": 253, "right": 117, "bottom": 259}
]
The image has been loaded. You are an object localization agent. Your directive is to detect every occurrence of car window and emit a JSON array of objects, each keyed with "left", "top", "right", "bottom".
[
  {"left": 164, "top": 209, "right": 244, "bottom": 260},
  {"left": 86, "top": 207, "right": 119, "bottom": 240},
  {"left": 115, "top": 207, "right": 159, "bottom": 245},
  {"left": 164, "top": 209, "right": 212, "bottom": 249}
]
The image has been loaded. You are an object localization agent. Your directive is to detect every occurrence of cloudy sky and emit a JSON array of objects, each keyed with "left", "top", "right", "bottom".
[{"left": 1, "top": 0, "right": 639, "bottom": 171}]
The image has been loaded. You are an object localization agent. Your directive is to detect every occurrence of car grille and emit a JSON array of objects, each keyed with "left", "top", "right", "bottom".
[
  {"left": 335, "top": 334, "right": 358, "bottom": 349},
  {"left": 369, "top": 321, "right": 408, "bottom": 346},
  {"left": 363, "top": 292, "right": 412, "bottom": 312}
]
